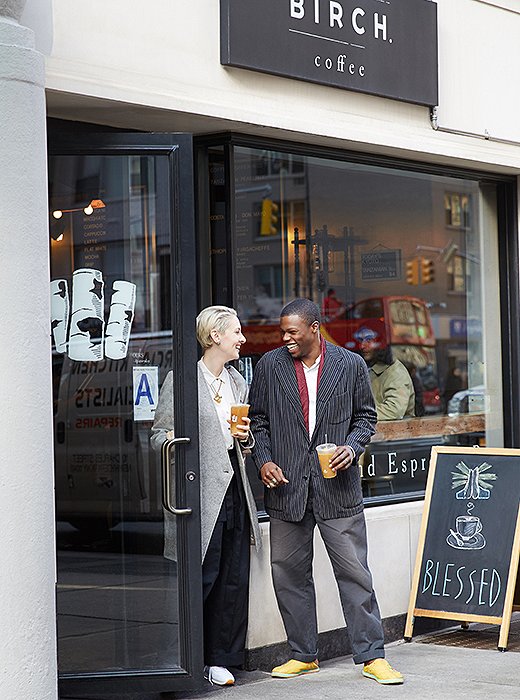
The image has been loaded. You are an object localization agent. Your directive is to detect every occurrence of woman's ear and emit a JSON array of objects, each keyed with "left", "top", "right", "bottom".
[{"left": 210, "top": 330, "right": 220, "bottom": 345}]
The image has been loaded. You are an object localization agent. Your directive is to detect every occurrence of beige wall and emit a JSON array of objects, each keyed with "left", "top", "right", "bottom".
[
  {"left": 0, "top": 6, "right": 57, "bottom": 699},
  {"left": 21, "top": 0, "right": 520, "bottom": 172},
  {"left": 435, "top": 0, "right": 520, "bottom": 144}
]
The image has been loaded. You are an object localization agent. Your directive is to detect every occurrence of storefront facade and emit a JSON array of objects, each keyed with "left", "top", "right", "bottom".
[{"left": 2, "top": 1, "right": 520, "bottom": 698}]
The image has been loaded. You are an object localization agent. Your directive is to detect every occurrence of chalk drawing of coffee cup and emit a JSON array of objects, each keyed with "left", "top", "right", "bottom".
[{"left": 447, "top": 515, "right": 486, "bottom": 550}]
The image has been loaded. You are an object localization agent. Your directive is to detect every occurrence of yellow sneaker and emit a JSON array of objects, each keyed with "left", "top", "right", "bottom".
[
  {"left": 362, "top": 658, "right": 403, "bottom": 685},
  {"left": 271, "top": 659, "right": 320, "bottom": 678}
]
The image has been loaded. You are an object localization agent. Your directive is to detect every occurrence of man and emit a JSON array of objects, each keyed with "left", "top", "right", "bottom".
[
  {"left": 249, "top": 298, "right": 403, "bottom": 685},
  {"left": 321, "top": 288, "right": 345, "bottom": 321},
  {"left": 358, "top": 323, "right": 415, "bottom": 420}
]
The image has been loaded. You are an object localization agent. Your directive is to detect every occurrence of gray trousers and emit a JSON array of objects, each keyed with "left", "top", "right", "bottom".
[{"left": 270, "top": 504, "right": 385, "bottom": 665}]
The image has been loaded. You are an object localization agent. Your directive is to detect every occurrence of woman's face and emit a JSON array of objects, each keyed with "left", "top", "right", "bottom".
[{"left": 213, "top": 317, "right": 246, "bottom": 361}]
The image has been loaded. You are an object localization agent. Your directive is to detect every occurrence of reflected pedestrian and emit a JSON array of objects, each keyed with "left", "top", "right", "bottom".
[{"left": 358, "top": 324, "right": 415, "bottom": 421}]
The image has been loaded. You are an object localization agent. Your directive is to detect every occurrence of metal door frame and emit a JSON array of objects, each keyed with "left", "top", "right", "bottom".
[{"left": 48, "top": 132, "right": 203, "bottom": 697}]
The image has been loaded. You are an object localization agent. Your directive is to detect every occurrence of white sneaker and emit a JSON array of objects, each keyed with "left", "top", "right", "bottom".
[{"left": 204, "top": 665, "right": 235, "bottom": 686}]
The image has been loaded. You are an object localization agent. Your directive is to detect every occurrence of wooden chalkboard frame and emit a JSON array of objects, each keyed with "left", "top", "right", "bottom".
[{"left": 405, "top": 446, "right": 520, "bottom": 651}]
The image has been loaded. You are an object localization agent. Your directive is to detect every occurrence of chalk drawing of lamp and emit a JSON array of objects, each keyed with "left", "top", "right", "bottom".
[{"left": 453, "top": 461, "right": 497, "bottom": 500}]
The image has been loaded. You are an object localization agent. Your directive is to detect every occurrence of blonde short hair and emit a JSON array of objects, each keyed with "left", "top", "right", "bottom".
[{"left": 196, "top": 305, "right": 238, "bottom": 349}]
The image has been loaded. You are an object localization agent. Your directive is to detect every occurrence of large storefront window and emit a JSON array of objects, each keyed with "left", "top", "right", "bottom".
[{"left": 207, "top": 144, "right": 504, "bottom": 504}]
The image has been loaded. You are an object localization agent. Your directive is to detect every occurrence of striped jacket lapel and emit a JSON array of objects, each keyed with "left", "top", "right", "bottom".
[{"left": 274, "top": 349, "right": 308, "bottom": 435}]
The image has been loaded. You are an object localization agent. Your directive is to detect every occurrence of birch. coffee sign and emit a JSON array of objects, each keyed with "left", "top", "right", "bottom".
[
  {"left": 220, "top": 0, "right": 438, "bottom": 107},
  {"left": 405, "top": 447, "right": 520, "bottom": 650}
]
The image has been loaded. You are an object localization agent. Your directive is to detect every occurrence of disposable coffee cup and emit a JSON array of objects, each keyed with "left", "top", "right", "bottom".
[
  {"left": 316, "top": 443, "right": 337, "bottom": 479},
  {"left": 230, "top": 403, "right": 250, "bottom": 437}
]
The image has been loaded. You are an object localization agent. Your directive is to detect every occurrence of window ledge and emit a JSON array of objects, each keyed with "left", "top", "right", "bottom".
[{"left": 372, "top": 413, "right": 485, "bottom": 442}]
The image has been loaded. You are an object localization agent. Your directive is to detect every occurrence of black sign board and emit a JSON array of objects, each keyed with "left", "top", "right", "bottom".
[
  {"left": 405, "top": 447, "right": 520, "bottom": 650},
  {"left": 220, "top": 0, "right": 438, "bottom": 106},
  {"left": 361, "top": 249, "right": 401, "bottom": 280}
]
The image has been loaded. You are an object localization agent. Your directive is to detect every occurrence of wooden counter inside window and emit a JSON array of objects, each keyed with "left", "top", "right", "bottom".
[{"left": 372, "top": 413, "right": 486, "bottom": 443}]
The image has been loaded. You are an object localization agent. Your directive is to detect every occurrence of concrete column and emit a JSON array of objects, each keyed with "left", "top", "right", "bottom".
[{"left": 0, "top": 2, "right": 57, "bottom": 699}]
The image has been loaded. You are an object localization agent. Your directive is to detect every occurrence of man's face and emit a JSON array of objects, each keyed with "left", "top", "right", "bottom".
[
  {"left": 280, "top": 314, "right": 320, "bottom": 361},
  {"left": 360, "top": 339, "right": 379, "bottom": 363}
]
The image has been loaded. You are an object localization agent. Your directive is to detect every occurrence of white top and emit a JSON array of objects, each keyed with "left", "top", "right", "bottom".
[
  {"left": 303, "top": 354, "right": 321, "bottom": 437},
  {"left": 199, "top": 359, "right": 234, "bottom": 449},
  {"left": 303, "top": 353, "right": 355, "bottom": 460}
]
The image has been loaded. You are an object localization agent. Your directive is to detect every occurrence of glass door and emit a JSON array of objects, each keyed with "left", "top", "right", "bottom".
[{"left": 48, "top": 134, "right": 203, "bottom": 696}]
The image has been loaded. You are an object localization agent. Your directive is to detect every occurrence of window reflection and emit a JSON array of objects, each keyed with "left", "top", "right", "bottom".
[
  {"left": 50, "top": 155, "right": 179, "bottom": 674},
  {"left": 209, "top": 145, "right": 502, "bottom": 503}
]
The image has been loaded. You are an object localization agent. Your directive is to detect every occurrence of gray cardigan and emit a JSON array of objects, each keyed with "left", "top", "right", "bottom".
[{"left": 151, "top": 365, "right": 262, "bottom": 561}]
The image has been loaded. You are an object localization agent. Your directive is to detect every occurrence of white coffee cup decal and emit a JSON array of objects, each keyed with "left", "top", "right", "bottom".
[
  {"left": 50, "top": 268, "right": 136, "bottom": 361},
  {"left": 50, "top": 279, "right": 70, "bottom": 353}
]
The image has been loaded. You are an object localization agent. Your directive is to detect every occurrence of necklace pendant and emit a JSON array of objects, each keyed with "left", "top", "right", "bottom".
[{"left": 211, "top": 377, "right": 224, "bottom": 403}]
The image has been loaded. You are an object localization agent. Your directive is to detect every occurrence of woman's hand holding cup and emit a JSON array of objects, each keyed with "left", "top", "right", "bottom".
[
  {"left": 228, "top": 404, "right": 251, "bottom": 442},
  {"left": 231, "top": 415, "right": 251, "bottom": 442}
]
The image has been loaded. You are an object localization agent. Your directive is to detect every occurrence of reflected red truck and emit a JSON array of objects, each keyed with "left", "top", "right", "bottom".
[{"left": 242, "top": 295, "right": 441, "bottom": 414}]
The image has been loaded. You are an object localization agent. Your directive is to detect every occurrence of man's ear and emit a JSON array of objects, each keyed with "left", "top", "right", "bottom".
[{"left": 311, "top": 321, "right": 320, "bottom": 334}]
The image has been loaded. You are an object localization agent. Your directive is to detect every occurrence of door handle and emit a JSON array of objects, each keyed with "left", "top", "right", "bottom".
[{"left": 161, "top": 437, "right": 193, "bottom": 515}]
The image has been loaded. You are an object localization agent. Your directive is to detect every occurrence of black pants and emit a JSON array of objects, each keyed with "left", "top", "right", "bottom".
[{"left": 202, "top": 449, "right": 250, "bottom": 667}]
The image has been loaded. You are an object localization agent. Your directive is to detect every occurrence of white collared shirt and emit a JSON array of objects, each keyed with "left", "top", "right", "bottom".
[
  {"left": 303, "top": 354, "right": 321, "bottom": 437},
  {"left": 303, "top": 353, "right": 355, "bottom": 460},
  {"left": 199, "top": 359, "right": 234, "bottom": 449}
]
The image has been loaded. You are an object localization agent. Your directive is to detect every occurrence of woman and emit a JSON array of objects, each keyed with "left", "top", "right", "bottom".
[{"left": 151, "top": 306, "right": 261, "bottom": 687}]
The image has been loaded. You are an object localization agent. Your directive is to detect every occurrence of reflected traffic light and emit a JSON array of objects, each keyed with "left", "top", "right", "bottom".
[
  {"left": 406, "top": 258, "right": 419, "bottom": 285},
  {"left": 260, "top": 198, "right": 279, "bottom": 236},
  {"left": 421, "top": 257, "right": 435, "bottom": 284}
]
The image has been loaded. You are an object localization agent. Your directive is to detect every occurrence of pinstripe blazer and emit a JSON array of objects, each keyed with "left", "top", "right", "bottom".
[{"left": 249, "top": 341, "right": 377, "bottom": 522}]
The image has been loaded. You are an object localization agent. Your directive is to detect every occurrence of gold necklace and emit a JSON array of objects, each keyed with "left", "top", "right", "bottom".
[{"left": 210, "top": 377, "right": 224, "bottom": 403}]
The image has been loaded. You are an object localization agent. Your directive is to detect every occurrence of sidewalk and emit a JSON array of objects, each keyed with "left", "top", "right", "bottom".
[{"left": 173, "top": 627, "right": 520, "bottom": 700}]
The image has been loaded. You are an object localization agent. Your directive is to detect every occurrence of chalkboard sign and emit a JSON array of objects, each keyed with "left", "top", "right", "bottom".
[{"left": 405, "top": 447, "right": 520, "bottom": 650}]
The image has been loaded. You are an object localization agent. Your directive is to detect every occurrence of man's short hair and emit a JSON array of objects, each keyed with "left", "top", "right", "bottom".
[{"left": 281, "top": 298, "right": 321, "bottom": 325}]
